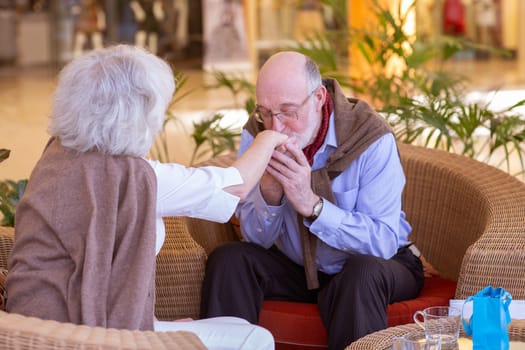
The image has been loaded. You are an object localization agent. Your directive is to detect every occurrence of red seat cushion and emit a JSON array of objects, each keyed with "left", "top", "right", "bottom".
[
  {"left": 386, "top": 276, "right": 457, "bottom": 327},
  {"left": 258, "top": 277, "right": 457, "bottom": 350}
]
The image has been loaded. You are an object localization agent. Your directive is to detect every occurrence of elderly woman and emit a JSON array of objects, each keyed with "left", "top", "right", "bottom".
[{"left": 6, "top": 44, "right": 287, "bottom": 350}]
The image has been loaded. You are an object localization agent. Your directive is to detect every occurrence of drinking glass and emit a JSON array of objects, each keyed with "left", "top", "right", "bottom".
[
  {"left": 392, "top": 330, "right": 441, "bottom": 350},
  {"left": 413, "top": 306, "right": 461, "bottom": 349}
]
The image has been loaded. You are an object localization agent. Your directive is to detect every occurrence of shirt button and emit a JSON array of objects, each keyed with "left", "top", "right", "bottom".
[
  {"left": 271, "top": 212, "right": 276, "bottom": 217},
  {"left": 257, "top": 228, "right": 263, "bottom": 233}
]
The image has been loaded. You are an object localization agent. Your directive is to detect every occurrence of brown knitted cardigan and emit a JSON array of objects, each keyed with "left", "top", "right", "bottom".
[{"left": 6, "top": 137, "right": 158, "bottom": 330}]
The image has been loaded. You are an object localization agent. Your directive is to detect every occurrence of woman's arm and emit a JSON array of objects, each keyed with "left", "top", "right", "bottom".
[{"left": 225, "top": 130, "right": 288, "bottom": 200}]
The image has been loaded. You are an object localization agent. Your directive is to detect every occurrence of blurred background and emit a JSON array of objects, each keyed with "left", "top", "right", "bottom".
[{"left": 1, "top": 0, "right": 524, "bottom": 181}]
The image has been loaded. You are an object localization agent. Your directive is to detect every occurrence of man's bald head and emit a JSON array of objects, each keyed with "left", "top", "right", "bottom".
[{"left": 256, "top": 51, "right": 321, "bottom": 102}]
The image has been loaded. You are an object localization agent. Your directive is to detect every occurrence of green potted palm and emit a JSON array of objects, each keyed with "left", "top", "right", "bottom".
[
  {"left": 188, "top": 71, "right": 259, "bottom": 165},
  {"left": 153, "top": 0, "right": 525, "bottom": 177},
  {"left": 0, "top": 148, "right": 19, "bottom": 269},
  {"left": 149, "top": 71, "right": 242, "bottom": 165},
  {"left": 0, "top": 149, "right": 15, "bottom": 271},
  {"left": 0, "top": 149, "right": 27, "bottom": 228},
  {"left": 292, "top": 0, "right": 525, "bottom": 178}
]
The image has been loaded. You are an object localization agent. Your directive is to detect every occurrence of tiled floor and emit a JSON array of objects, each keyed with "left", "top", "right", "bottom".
[{"left": 1, "top": 56, "right": 524, "bottom": 181}]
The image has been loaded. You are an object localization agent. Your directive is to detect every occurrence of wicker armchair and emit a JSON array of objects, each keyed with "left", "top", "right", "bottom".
[
  {"left": 397, "top": 143, "right": 525, "bottom": 289},
  {"left": 346, "top": 143, "right": 525, "bottom": 349}
]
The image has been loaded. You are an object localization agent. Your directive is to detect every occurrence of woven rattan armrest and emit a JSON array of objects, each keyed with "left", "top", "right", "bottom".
[
  {"left": 398, "top": 143, "right": 505, "bottom": 281},
  {"left": 154, "top": 153, "right": 243, "bottom": 321},
  {"left": 454, "top": 183, "right": 525, "bottom": 300},
  {"left": 345, "top": 323, "right": 421, "bottom": 350},
  {"left": 0, "top": 310, "right": 206, "bottom": 350},
  {"left": 398, "top": 144, "right": 525, "bottom": 288},
  {"left": 447, "top": 150, "right": 525, "bottom": 300},
  {"left": 158, "top": 214, "right": 239, "bottom": 321},
  {"left": 155, "top": 217, "right": 207, "bottom": 321},
  {"left": 347, "top": 145, "right": 525, "bottom": 349},
  {"left": 0, "top": 226, "right": 14, "bottom": 270}
]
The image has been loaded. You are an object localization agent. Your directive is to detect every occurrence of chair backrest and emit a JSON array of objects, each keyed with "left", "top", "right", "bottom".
[
  {"left": 398, "top": 143, "right": 491, "bottom": 280},
  {"left": 398, "top": 143, "right": 525, "bottom": 297}
]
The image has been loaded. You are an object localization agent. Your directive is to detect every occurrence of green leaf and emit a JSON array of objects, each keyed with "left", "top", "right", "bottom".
[
  {"left": 0, "top": 149, "right": 10, "bottom": 163},
  {"left": 189, "top": 114, "right": 241, "bottom": 165},
  {"left": 0, "top": 178, "right": 27, "bottom": 227}
]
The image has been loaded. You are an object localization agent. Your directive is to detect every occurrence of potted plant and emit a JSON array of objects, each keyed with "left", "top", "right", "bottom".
[
  {"left": 188, "top": 71, "right": 259, "bottom": 165},
  {"left": 149, "top": 71, "right": 242, "bottom": 165},
  {"left": 154, "top": 0, "right": 525, "bottom": 177},
  {"left": 0, "top": 149, "right": 27, "bottom": 228},
  {"left": 0, "top": 148, "right": 18, "bottom": 269},
  {"left": 354, "top": 1, "right": 525, "bottom": 176},
  {"left": 293, "top": 0, "right": 525, "bottom": 177}
]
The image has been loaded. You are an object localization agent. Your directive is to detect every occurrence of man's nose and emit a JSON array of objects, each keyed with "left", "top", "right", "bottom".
[{"left": 269, "top": 116, "right": 286, "bottom": 132}]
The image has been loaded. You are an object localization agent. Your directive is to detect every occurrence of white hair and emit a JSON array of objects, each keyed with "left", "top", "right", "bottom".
[
  {"left": 48, "top": 44, "right": 175, "bottom": 157},
  {"left": 304, "top": 56, "right": 322, "bottom": 92}
]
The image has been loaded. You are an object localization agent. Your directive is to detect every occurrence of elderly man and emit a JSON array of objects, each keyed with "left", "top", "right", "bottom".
[{"left": 200, "top": 51, "right": 425, "bottom": 349}]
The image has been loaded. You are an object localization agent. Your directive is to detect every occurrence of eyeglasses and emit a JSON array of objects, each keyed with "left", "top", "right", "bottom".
[{"left": 253, "top": 87, "right": 318, "bottom": 124}]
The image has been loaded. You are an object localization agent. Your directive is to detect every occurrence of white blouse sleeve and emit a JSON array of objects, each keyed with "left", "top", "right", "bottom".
[{"left": 146, "top": 159, "right": 243, "bottom": 223}]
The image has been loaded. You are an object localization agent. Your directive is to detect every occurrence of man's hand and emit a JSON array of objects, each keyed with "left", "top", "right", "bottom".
[
  {"left": 420, "top": 255, "right": 440, "bottom": 278},
  {"left": 256, "top": 132, "right": 291, "bottom": 205},
  {"left": 260, "top": 171, "right": 284, "bottom": 205},
  {"left": 266, "top": 142, "right": 319, "bottom": 217}
]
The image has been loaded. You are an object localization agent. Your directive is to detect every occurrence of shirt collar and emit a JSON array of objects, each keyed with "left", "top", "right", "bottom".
[
  {"left": 311, "top": 110, "right": 337, "bottom": 170},
  {"left": 320, "top": 110, "right": 337, "bottom": 151}
]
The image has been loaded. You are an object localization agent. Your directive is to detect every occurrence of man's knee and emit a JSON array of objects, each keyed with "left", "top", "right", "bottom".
[
  {"left": 344, "top": 254, "right": 386, "bottom": 276},
  {"left": 206, "top": 242, "right": 262, "bottom": 270}
]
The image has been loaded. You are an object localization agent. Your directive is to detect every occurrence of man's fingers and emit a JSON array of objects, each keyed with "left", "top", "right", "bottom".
[{"left": 283, "top": 141, "right": 309, "bottom": 167}]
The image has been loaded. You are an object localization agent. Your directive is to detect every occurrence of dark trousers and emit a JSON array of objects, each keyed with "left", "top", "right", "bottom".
[{"left": 200, "top": 242, "right": 424, "bottom": 350}]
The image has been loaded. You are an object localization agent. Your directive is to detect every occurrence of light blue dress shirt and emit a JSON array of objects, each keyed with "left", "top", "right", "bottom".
[{"left": 235, "top": 114, "right": 412, "bottom": 274}]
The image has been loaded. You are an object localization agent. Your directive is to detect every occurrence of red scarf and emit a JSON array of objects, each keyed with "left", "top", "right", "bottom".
[{"left": 303, "top": 92, "right": 332, "bottom": 165}]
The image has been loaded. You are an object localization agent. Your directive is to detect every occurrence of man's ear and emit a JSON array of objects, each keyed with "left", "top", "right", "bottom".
[{"left": 316, "top": 85, "right": 327, "bottom": 109}]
